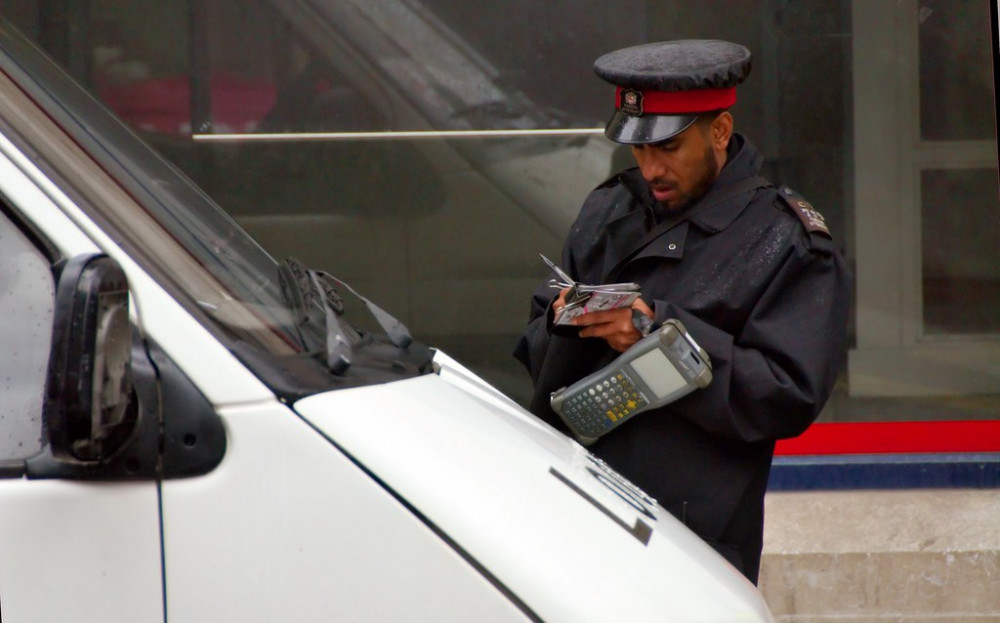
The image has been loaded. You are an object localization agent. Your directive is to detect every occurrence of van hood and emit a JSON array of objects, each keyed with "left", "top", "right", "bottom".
[{"left": 292, "top": 351, "right": 774, "bottom": 623}]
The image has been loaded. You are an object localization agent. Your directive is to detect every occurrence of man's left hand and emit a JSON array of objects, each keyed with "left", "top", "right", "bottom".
[{"left": 573, "top": 299, "right": 654, "bottom": 352}]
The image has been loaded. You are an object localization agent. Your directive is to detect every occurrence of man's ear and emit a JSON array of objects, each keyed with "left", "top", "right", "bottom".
[{"left": 711, "top": 112, "right": 734, "bottom": 149}]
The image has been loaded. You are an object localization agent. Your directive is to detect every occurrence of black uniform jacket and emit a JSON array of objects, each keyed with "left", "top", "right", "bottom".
[{"left": 514, "top": 134, "right": 851, "bottom": 580}]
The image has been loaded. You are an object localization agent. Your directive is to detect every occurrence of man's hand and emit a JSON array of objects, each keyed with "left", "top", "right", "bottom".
[
  {"left": 551, "top": 287, "right": 571, "bottom": 320},
  {"left": 573, "top": 299, "right": 654, "bottom": 352}
]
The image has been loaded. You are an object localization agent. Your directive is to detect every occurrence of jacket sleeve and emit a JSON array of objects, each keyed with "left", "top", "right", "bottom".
[
  {"left": 656, "top": 233, "right": 852, "bottom": 442},
  {"left": 513, "top": 238, "right": 615, "bottom": 411},
  {"left": 512, "top": 278, "right": 558, "bottom": 384}
]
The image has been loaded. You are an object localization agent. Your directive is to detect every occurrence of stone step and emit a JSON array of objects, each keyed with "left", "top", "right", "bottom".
[{"left": 759, "top": 490, "right": 1000, "bottom": 622}]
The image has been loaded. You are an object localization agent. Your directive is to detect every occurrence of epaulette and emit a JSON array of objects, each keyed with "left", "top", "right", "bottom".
[{"left": 776, "top": 186, "right": 831, "bottom": 238}]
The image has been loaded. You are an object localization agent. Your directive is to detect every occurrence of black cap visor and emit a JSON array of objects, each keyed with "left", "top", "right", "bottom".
[{"left": 604, "top": 110, "right": 698, "bottom": 144}]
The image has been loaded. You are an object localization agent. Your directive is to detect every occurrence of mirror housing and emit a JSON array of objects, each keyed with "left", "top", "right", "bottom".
[{"left": 45, "top": 254, "right": 137, "bottom": 463}]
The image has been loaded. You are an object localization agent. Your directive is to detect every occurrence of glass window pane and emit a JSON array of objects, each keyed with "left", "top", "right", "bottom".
[
  {"left": 90, "top": 0, "right": 191, "bottom": 135},
  {"left": 921, "top": 168, "right": 1000, "bottom": 334},
  {"left": 196, "top": 1, "right": 641, "bottom": 136},
  {"left": 0, "top": 210, "right": 52, "bottom": 461},
  {"left": 919, "top": 0, "right": 996, "bottom": 141},
  {"left": 10, "top": 0, "right": 1000, "bottom": 426}
]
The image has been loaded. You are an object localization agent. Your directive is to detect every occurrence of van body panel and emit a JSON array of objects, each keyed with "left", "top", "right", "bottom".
[
  {"left": 295, "top": 371, "right": 775, "bottom": 622},
  {"left": 0, "top": 480, "right": 163, "bottom": 622},
  {"left": 160, "top": 401, "right": 532, "bottom": 622}
]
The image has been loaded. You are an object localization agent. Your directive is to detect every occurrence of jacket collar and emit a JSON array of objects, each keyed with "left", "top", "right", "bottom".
[
  {"left": 686, "top": 134, "right": 763, "bottom": 233},
  {"left": 612, "top": 133, "right": 764, "bottom": 234},
  {"left": 596, "top": 167, "right": 656, "bottom": 229}
]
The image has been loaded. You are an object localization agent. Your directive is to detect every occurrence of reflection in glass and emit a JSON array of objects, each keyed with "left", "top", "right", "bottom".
[
  {"left": 11, "top": 0, "right": 1000, "bottom": 422},
  {"left": 921, "top": 168, "right": 1000, "bottom": 334},
  {"left": 918, "top": 0, "right": 996, "bottom": 141}
]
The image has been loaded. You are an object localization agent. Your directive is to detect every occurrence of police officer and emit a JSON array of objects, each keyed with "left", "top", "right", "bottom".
[{"left": 514, "top": 40, "right": 851, "bottom": 584}]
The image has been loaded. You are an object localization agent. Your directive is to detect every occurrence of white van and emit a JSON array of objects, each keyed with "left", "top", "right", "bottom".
[{"left": 0, "top": 23, "right": 774, "bottom": 623}]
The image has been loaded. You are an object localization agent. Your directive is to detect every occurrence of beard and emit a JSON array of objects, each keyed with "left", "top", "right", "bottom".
[{"left": 660, "top": 145, "right": 719, "bottom": 213}]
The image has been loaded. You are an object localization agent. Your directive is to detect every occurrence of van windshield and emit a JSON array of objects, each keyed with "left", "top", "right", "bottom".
[{"left": 0, "top": 20, "right": 432, "bottom": 397}]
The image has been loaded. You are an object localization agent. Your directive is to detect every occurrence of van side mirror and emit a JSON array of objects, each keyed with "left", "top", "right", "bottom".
[{"left": 45, "top": 254, "right": 137, "bottom": 463}]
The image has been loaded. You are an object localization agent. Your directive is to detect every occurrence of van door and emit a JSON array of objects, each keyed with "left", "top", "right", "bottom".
[{"left": 0, "top": 180, "right": 164, "bottom": 622}]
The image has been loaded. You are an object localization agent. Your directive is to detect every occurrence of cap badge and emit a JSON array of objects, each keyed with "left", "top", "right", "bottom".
[{"left": 620, "top": 89, "right": 644, "bottom": 116}]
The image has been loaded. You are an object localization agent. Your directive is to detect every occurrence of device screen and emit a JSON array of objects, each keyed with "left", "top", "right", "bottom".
[{"left": 628, "top": 347, "right": 688, "bottom": 398}]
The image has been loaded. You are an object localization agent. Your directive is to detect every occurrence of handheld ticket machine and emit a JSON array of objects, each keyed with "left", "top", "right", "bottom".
[{"left": 550, "top": 320, "right": 712, "bottom": 445}]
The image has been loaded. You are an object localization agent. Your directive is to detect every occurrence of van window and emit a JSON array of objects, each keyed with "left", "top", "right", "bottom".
[{"left": 0, "top": 207, "right": 52, "bottom": 461}]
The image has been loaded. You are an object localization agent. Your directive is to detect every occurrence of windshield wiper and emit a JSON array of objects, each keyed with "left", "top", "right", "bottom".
[
  {"left": 320, "top": 271, "right": 412, "bottom": 349},
  {"left": 278, "top": 256, "right": 351, "bottom": 373},
  {"left": 278, "top": 257, "right": 412, "bottom": 375}
]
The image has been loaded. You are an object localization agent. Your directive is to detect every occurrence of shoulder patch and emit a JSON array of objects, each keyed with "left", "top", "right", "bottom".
[{"left": 776, "top": 186, "right": 831, "bottom": 238}]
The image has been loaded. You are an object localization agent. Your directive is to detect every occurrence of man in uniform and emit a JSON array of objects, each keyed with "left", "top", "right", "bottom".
[{"left": 514, "top": 40, "right": 851, "bottom": 584}]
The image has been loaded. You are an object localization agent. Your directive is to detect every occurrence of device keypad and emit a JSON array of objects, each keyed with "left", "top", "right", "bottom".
[{"left": 561, "top": 372, "right": 648, "bottom": 436}]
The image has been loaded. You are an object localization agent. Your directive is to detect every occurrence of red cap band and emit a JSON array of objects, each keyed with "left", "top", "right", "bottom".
[{"left": 615, "top": 86, "right": 737, "bottom": 115}]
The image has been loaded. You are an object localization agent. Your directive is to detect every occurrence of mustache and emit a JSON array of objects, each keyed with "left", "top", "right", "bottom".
[{"left": 647, "top": 178, "right": 677, "bottom": 190}]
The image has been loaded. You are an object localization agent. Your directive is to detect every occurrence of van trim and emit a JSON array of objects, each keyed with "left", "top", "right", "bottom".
[{"left": 550, "top": 467, "right": 653, "bottom": 545}]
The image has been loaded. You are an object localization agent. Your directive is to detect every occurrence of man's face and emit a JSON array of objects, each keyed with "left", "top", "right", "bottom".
[{"left": 630, "top": 120, "right": 719, "bottom": 212}]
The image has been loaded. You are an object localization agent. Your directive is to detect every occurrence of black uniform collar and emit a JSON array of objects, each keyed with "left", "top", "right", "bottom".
[
  {"left": 605, "top": 133, "right": 764, "bottom": 229},
  {"left": 685, "top": 133, "right": 765, "bottom": 233}
]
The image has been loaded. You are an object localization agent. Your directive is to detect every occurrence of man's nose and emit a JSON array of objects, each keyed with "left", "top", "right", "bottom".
[{"left": 635, "top": 150, "right": 667, "bottom": 181}]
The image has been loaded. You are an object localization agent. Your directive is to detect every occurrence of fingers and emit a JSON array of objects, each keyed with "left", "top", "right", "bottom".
[
  {"left": 552, "top": 287, "right": 572, "bottom": 315},
  {"left": 565, "top": 299, "right": 654, "bottom": 353},
  {"left": 572, "top": 307, "right": 631, "bottom": 327},
  {"left": 574, "top": 308, "right": 640, "bottom": 352},
  {"left": 631, "top": 298, "right": 654, "bottom": 318}
]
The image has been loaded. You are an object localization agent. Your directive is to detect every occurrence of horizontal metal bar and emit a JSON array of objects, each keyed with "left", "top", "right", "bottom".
[{"left": 192, "top": 128, "right": 605, "bottom": 142}]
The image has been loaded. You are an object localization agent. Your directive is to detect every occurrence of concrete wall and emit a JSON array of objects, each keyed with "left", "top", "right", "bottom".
[{"left": 760, "top": 490, "right": 1000, "bottom": 622}]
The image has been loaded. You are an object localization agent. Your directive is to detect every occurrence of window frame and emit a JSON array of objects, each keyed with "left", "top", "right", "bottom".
[{"left": 848, "top": 0, "right": 1000, "bottom": 398}]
